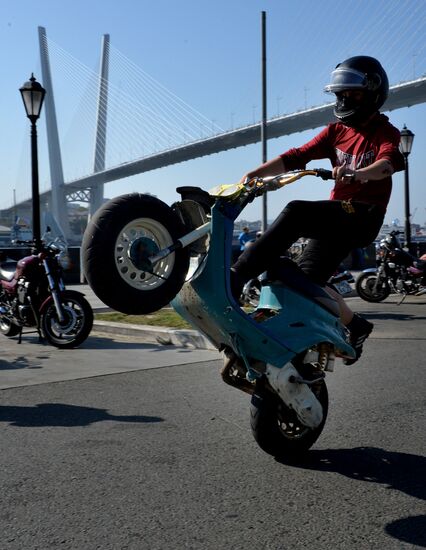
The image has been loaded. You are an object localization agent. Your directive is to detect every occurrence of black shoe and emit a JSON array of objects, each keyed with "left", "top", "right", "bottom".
[{"left": 344, "top": 314, "right": 374, "bottom": 365}]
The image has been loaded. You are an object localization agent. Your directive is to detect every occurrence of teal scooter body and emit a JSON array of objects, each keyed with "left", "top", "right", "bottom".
[{"left": 172, "top": 200, "right": 355, "bottom": 368}]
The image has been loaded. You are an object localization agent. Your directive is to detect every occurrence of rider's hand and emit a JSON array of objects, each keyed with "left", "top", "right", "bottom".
[
  {"left": 333, "top": 165, "right": 357, "bottom": 184},
  {"left": 333, "top": 165, "right": 369, "bottom": 184},
  {"left": 239, "top": 173, "right": 253, "bottom": 184}
]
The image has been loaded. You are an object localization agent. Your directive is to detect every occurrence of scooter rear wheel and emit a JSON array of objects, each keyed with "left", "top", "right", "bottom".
[
  {"left": 82, "top": 194, "right": 190, "bottom": 314},
  {"left": 250, "top": 380, "right": 328, "bottom": 458}
]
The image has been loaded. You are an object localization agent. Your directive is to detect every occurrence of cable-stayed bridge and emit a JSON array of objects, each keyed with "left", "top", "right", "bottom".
[
  {"left": 5, "top": 27, "right": 426, "bottom": 240},
  {"left": 64, "top": 76, "right": 426, "bottom": 191}
]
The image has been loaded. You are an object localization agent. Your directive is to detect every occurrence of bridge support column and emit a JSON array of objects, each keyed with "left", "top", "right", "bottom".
[
  {"left": 38, "top": 26, "right": 70, "bottom": 240},
  {"left": 89, "top": 185, "right": 104, "bottom": 217},
  {"left": 90, "top": 33, "right": 110, "bottom": 216}
]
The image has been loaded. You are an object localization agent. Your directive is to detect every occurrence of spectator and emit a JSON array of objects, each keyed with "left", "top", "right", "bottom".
[{"left": 238, "top": 227, "right": 252, "bottom": 253}]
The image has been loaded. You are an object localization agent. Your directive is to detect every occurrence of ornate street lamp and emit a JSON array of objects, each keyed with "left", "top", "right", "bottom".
[
  {"left": 20, "top": 74, "right": 46, "bottom": 250},
  {"left": 399, "top": 124, "right": 415, "bottom": 249}
]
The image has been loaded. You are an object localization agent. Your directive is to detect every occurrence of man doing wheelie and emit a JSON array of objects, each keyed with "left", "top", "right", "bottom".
[{"left": 231, "top": 56, "right": 405, "bottom": 364}]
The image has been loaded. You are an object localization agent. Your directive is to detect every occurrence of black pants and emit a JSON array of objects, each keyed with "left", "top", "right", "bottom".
[{"left": 232, "top": 199, "right": 384, "bottom": 285}]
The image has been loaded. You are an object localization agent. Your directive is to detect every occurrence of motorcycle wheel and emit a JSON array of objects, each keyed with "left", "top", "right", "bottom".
[
  {"left": 355, "top": 272, "right": 390, "bottom": 302},
  {"left": 82, "top": 194, "right": 190, "bottom": 314},
  {"left": 0, "top": 316, "right": 21, "bottom": 337},
  {"left": 40, "top": 291, "right": 93, "bottom": 349},
  {"left": 250, "top": 380, "right": 328, "bottom": 458}
]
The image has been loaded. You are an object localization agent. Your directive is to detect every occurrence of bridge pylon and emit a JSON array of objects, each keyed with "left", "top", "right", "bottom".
[
  {"left": 38, "top": 26, "right": 70, "bottom": 239},
  {"left": 39, "top": 27, "right": 111, "bottom": 234},
  {"left": 90, "top": 33, "right": 110, "bottom": 216}
]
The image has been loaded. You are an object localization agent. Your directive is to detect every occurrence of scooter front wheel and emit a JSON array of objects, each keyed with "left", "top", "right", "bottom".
[
  {"left": 355, "top": 272, "right": 390, "bottom": 302},
  {"left": 82, "top": 194, "right": 190, "bottom": 314},
  {"left": 250, "top": 380, "right": 328, "bottom": 458}
]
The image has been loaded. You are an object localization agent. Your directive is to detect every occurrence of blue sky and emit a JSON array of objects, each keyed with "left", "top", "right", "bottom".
[{"left": 1, "top": 0, "right": 426, "bottom": 227}]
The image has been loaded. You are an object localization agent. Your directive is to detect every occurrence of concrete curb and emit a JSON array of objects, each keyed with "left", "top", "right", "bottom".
[{"left": 93, "top": 320, "right": 217, "bottom": 350}]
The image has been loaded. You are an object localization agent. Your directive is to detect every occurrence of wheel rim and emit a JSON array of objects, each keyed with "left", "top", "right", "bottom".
[
  {"left": 114, "top": 217, "right": 176, "bottom": 291},
  {"left": 44, "top": 300, "right": 85, "bottom": 343},
  {"left": 0, "top": 318, "right": 11, "bottom": 331},
  {"left": 362, "top": 276, "right": 386, "bottom": 298},
  {"left": 275, "top": 380, "right": 325, "bottom": 440},
  {"left": 276, "top": 404, "right": 311, "bottom": 440}
]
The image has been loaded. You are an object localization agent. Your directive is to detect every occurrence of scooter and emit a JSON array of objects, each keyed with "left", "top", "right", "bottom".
[{"left": 82, "top": 169, "right": 355, "bottom": 458}]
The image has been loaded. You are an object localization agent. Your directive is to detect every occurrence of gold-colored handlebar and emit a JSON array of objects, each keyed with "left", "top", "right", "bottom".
[{"left": 208, "top": 169, "right": 332, "bottom": 198}]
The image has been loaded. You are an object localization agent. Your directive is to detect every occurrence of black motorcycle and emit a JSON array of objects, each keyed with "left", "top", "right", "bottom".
[
  {"left": 355, "top": 230, "right": 426, "bottom": 303},
  {"left": 0, "top": 237, "right": 93, "bottom": 348}
]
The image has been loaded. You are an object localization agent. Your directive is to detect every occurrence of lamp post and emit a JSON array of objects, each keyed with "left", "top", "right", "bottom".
[
  {"left": 19, "top": 74, "right": 46, "bottom": 250},
  {"left": 399, "top": 124, "right": 415, "bottom": 249}
]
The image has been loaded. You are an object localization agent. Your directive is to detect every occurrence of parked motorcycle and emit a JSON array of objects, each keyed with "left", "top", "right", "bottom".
[
  {"left": 82, "top": 169, "right": 356, "bottom": 459},
  {"left": 0, "top": 236, "right": 93, "bottom": 348},
  {"left": 356, "top": 230, "right": 426, "bottom": 303}
]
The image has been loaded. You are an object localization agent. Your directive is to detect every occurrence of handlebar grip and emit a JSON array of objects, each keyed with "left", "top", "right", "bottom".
[{"left": 316, "top": 169, "right": 334, "bottom": 180}]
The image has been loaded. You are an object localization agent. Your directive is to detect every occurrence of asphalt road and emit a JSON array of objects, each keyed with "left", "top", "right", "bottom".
[{"left": 0, "top": 294, "right": 425, "bottom": 550}]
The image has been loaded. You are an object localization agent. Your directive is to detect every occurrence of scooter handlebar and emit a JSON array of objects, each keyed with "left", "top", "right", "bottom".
[{"left": 256, "top": 168, "right": 334, "bottom": 191}]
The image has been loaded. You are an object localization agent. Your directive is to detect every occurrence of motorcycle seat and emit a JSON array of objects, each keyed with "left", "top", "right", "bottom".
[
  {"left": 0, "top": 261, "right": 17, "bottom": 282},
  {"left": 262, "top": 258, "right": 340, "bottom": 317}
]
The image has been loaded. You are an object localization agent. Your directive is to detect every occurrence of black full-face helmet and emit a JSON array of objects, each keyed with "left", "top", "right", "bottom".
[{"left": 324, "top": 56, "right": 389, "bottom": 127}]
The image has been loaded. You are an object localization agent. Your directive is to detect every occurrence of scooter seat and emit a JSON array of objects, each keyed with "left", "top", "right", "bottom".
[
  {"left": 262, "top": 258, "right": 340, "bottom": 317},
  {"left": 0, "top": 260, "right": 17, "bottom": 282},
  {"left": 176, "top": 186, "right": 215, "bottom": 209}
]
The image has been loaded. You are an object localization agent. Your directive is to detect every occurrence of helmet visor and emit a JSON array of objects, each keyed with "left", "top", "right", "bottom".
[{"left": 324, "top": 68, "right": 368, "bottom": 93}]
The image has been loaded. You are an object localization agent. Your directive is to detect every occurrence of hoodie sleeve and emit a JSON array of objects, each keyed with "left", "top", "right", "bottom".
[
  {"left": 280, "top": 125, "right": 336, "bottom": 170},
  {"left": 375, "top": 123, "right": 405, "bottom": 173}
]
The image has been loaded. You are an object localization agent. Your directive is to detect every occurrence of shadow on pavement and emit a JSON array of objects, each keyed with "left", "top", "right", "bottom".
[
  {"left": 0, "top": 356, "right": 43, "bottom": 371},
  {"left": 0, "top": 402, "right": 164, "bottom": 427},
  {"left": 278, "top": 446, "right": 426, "bottom": 547},
  {"left": 360, "top": 311, "right": 426, "bottom": 321},
  {"left": 385, "top": 515, "right": 426, "bottom": 548}
]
